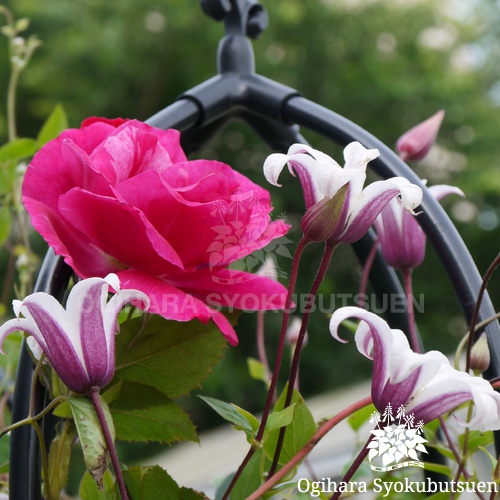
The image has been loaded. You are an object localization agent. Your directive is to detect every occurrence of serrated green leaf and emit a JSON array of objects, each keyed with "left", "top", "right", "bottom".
[
  {"left": 37, "top": 104, "right": 68, "bottom": 147},
  {"left": 0, "top": 204, "right": 12, "bottom": 246},
  {"left": 114, "top": 314, "right": 232, "bottom": 399},
  {"left": 199, "top": 395, "right": 258, "bottom": 442},
  {"left": 247, "top": 357, "right": 270, "bottom": 387},
  {"left": 68, "top": 396, "right": 115, "bottom": 489},
  {"left": 0, "top": 138, "right": 37, "bottom": 163},
  {"left": 123, "top": 465, "right": 208, "bottom": 499},
  {"left": 79, "top": 469, "right": 117, "bottom": 500},
  {"left": 347, "top": 403, "right": 376, "bottom": 432},
  {"left": 263, "top": 386, "right": 316, "bottom": 467},
  {"left": 110, "top": 381, "right": 198, "bottom": 444}
]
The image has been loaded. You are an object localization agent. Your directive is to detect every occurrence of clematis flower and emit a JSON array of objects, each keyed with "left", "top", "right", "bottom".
[
  {"left": 396, "top": 110, "right": 445, "bottom": 162},
  {"left": 0, "top": 274, "right": 149, "bottom": 394},
  {"left": 263, "top": 142, "right": 423, "bottom": 245},
  {"left": 329, "top": 307, "right": 500, "bottom": 431},
  {"left": 374, "top": 184, "right": 464, "bottom": 270}
]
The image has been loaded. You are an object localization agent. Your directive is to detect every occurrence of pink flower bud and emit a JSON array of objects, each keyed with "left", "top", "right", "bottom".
[{"left": 397, "top": 110, "right": 445, "bottom": 162}]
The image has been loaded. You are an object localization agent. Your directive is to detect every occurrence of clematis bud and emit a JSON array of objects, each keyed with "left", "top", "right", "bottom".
[
  {"left": 470, "top": 332, "right": 491, "bottom": 374},
  {"left": 286, "top": 317, "right": 308, "bottom": 347},
  {"left": 0, "top": 274, "right": 149, "bottom": 394},
  {"left": 374, "top": 184, "right": 464, "bottom": 270},
  {"left": 396, "top": 110, "right": 445, "bottom": 162}
]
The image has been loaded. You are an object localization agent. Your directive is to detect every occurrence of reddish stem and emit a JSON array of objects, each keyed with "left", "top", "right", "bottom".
[
  {"left": 358, "top": 237, "right": 379, "bottom": 309},
  {"left": 246, "top": 396, "right": 372, "bottom": 500},
  {"left": 88, "top": 387, "right": 129, "bottom": 500},
  {"left": 269, "top": 242, "right": 335, "bottom": 476},
  {"left": 403, "top": 267, "right": 421, "bottom": 353},
  {"left": 222, "top": 236, "right": 309, "bottom": 500}
]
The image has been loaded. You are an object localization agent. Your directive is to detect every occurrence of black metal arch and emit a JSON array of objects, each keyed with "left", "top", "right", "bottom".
[{"left": 10, "top": 1, "right": 500, "bottom": 498}]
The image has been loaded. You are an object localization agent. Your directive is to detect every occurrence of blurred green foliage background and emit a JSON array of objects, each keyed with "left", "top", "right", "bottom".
[{"left": 1, "top": 0, "right": 500, "bottom": 431}]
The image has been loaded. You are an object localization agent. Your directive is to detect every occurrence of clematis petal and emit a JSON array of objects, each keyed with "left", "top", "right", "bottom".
[
  {"left": 337, "top": 179, "right": 422, "bottom": 244},
  {"left": 427, "top": 184, "right": 465, "bottom": 202}
]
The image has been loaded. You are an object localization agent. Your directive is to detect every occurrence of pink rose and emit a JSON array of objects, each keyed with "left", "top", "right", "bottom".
[{"left": 22, "top": 118, "right": 290, "bottom": 345}]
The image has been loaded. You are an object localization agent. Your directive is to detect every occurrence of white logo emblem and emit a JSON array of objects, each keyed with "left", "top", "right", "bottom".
[{"left": 367, "top": 403, "right": 428, "bottom": 471}]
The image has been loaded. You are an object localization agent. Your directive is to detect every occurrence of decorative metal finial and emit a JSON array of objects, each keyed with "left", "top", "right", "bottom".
[{"left": 200, "top": 0, "right": 268, "bottom": 39}]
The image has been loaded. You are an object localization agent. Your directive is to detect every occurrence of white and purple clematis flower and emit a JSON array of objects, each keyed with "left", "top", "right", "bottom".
[
  {"left": 329, "top": 307, "right": 500, "bottom": 431},
  {"left": 263, "top": 142, "right": 423, "bottom": 245},
  {"left": 0, "top": 273, "right": 149, "bottom": 394},
  {"left": 374, "top": 184, "right": 464, "bottom": 270}
]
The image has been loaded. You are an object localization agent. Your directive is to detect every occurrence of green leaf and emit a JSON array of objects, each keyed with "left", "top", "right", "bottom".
[
  {"left": 199, "top": 395, "right": 259, "bottom": 443},
  {"left": 0, "top": 160, "right": 16, "bottom": 195},
  {"left": 265, "top": 405, "right": 295, "bottom": 433},
  {"left": 459, "top": 430, "right": 493, "bottom": 454},
  {"left": 68, "top": 396, "right": 115, "bottom": 489},
  {"left": 110, "top": 381, "right": 198, "bottom": 444},
  {"left": 79, "top": 469, "right": 117, "bottom": 500},
  {"left": 123, "top": 465, "right": 208, "bottom": 499},
  {"left": 347, "top": 403, "right": 376, "bottom": 432},
  {"left": 230, "top": 448, "right": 265, "bottom": 500},
  {"left": 263, "top": 386, "right": 316, "bottom": 467},
  {"left": 48, "top": 425, "right": 76, "bottom": 500},
  {"left": 0, "top": 204, "right": 12, "bottom": 246},
  {"left": 0, "top": 138, "right": 37, "bottom": 163},
  {"left": 37, "top": 104, "right": 68, "bottom": 147},
  {"left": 422, "top": 461, "right": 453, "bottom": 479},
  {"left": 0, "top": 432, "right": 9, "bottom": 474},
  {"left": 102, "top": 379, "right": 123, "bottom": 405},
  {"left": 478, "top": 445, "right": 498, "bottom": 471},
  {"left": 114, "top": 314, "right": 232, "bottom": 399},
  {"left": 247, "top": 357, "right": 270, "bottom": 387}
]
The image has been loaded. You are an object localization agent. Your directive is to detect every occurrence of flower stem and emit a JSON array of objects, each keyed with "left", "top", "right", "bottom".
[
  {"left": 222, "top": 236, "right": 309, "bottom": 500},
  {"left": 466, "top": 252, "right": 500, "bottom": 373},
  {"left": 358, "top": 238, "right": 378, "bottom": 309},
  {"left": 330, "top": 435, "right": 374, "bottom": 500},
  {"left": 31, "top": 419, "right": 53, "bottom": 500},
  {"left": 256, "top": 310, "right": 273, "bottom": 391},
  {"left": 246, "top": 396, "right": 372, "bottom": 500},
  {"left": 403, "top": 267, "right": 421, "bottom": 353},
  {"left": 88, "top": 387, "right": 129, "bottom": 500},
  {"left": 269, "top": 242, "right": 335, "bottom": 476}
]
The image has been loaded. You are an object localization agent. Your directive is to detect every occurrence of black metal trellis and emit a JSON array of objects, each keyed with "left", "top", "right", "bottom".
[{"left": 9, "top": 0, "right": 500, "bottom": 498}]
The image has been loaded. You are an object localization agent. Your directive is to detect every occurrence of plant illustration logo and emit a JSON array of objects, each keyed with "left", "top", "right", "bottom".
[{"left": 367, "top": 403, "right": 428, "bottom": 471}]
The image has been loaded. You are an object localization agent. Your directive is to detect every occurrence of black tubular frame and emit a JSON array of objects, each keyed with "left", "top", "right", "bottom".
[{"left": 9, "top": 1, "right": 500, "bottom": 498}]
